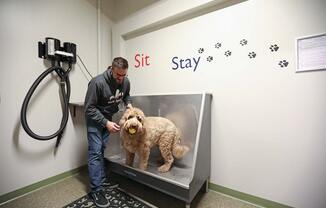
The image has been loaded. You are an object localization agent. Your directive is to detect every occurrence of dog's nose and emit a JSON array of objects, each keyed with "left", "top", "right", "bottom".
[{"left": 130, "top": 125, "right": 137, "bottom": 129}]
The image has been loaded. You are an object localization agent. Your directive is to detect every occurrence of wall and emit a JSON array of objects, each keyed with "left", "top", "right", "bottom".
[
  {"left": 101, "top": 0, "right": 159, "bottom": 23},
  {"left": 0, "top": 0, "right": 113, "bottom": 197},
  {"left": 113, "top": 0, "right": 326, "bottom": 207}
]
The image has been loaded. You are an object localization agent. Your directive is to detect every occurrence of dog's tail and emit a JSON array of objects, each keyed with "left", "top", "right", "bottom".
[{"left": 172, "top": 130, "right": 190, "bottom": 159}]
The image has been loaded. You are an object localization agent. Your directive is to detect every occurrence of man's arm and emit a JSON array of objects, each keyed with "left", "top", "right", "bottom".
[
  {"left": 123, "top": 80, "right": 132, "bottom": 109},
  {"left": 84, "top": 79, "right": 108, "bottom": 127}
]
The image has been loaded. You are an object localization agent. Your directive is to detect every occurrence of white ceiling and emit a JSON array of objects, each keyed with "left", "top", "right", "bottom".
[{"left": 101, "top": 0, "right": 160, "bottom": 22}]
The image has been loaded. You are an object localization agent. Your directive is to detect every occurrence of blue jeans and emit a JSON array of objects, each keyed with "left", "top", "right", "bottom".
[{"left": 86, "top": 118, "right": 110, "bottom": 192}]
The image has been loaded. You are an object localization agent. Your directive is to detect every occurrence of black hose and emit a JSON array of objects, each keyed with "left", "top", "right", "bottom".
[{"left": 20, "top": 65, "right": 71, "bottom": 142}]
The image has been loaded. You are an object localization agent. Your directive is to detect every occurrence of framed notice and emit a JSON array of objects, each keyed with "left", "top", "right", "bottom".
[{"left": 296, "top": 33, "right": 326, "bottom": 72}]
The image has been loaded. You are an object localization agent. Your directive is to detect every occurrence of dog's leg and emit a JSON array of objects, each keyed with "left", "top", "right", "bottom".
[
  {"left": 158, "top": 137, "right": 174, "bottom": 172},
  {"left": 138, "top": 147, "right": 150, "bottom": 171},
  {"left": 125, "top": 150, "right": 135, "bottom": 167}
]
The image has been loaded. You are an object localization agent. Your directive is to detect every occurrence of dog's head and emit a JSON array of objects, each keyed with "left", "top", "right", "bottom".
[{"left": 119, "top": 107, "right": 145, "bottom": 136}]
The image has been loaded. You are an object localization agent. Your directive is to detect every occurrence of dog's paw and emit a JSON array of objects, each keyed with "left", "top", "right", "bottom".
[
  {"left": 206, "top": 56, "right": 213, "bottom": 62},
  {"left": 269, "top": 44, "right": 279, "bottom": 52},
  {"left": 224, "top": 50, "right": 232, "bottom": 57},
  {"left": 215, "top": 42, "right": 222, "bottom": 49},
  {"left": 158, "top": 164, "right": 171, "bottom": 173},
  {"left": 278, "top": 60, "right": 289, "bottom": 68},
  {"left": 198, "top": 48, "right": 204, "bottom": 54},
  {"left": 139, "top": 164, "right": 147, "bottom": 171},
  {"left": 248, "top": 52, "right": 257, "bottom": 59},
  {"left": 240, "top": 39, "right": 248, "bottom": 46}
]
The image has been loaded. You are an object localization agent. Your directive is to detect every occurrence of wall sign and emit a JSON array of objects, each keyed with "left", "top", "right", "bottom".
[
  {"left": 168, "top": 38, "right": 290, "bottom": 72},
  {"left": 133, "top": 38, "right": 291, "bottom": 72},
  {"left": 171, "top": 56, "right": 201, "bottom": 72},
  {"left": 134, "top": 53, "right": 150, "bottom": 68},
  {"left": 296, "top": 33, "right": 326, "bottom": 72}
]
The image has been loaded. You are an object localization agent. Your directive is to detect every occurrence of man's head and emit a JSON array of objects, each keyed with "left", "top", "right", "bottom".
[{"left": 110, "top": 57, "right": 128, "bottom": 84}]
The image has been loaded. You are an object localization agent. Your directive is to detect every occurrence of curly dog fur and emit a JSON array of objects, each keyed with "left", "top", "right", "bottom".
[{"left": 119, "top": 107, "right": 189, "bottom": 172}]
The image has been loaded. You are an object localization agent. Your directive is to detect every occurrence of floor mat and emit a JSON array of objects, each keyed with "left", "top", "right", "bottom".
[{"left": 63, "top": 187, "right": 154, "bottom": 208}]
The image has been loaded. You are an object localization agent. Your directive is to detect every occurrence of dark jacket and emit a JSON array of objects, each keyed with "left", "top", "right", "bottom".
[{"left": 84, "top": 68, "right": 131, "bottom": 127}]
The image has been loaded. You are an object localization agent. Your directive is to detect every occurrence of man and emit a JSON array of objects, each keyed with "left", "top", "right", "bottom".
[{"left": 84, "top": 57, "right": 132, "bottom": 207}]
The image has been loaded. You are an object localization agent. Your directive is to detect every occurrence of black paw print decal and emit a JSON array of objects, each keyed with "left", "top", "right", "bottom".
[
  {"left": 207, "top": 56, "right": 213, "bottom": 62},
  {"left": 215, "top": 43, "right": 222, "bottom": 49},
  {"left": 278, "top": 60, "right": 289, "bottom": 68},
  {"left": 240, "top": 39, "right": 248, "bottom": 46},
  {"left": 198, "top": 48, "right": 204, "bottom": 54},
  {"left": 224, "top": 50, "right": 232, "bottom": 57},
  {"left": 248, "top": 52, "right": 256, "bottom": 58},
  {"left": 269, "top": 44, "right": 279, "bottom": 52}
]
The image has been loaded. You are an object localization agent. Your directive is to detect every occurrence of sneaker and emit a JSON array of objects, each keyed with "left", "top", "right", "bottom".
[
  {"left": 102, "top": 178, "right": 119, "bottom": 189},
  {"left": 91, "top": 190, "right": 109, "bottom": 208}
]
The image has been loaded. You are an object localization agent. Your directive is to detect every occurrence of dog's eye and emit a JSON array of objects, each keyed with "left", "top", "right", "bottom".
[
  {"left": 136, "top": 116, "right": 142, "bottom": 122},
  {"left": 127, "top": 115, "right": 134, "bottom": 120}
]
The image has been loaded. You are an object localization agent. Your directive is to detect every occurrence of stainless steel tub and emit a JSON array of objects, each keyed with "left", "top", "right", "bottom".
[{"left": 104, "top": 93, "right": 212, "bottom": 207}]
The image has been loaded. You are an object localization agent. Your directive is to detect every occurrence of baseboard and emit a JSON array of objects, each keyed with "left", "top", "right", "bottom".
[
  {"left": 209, "top": 183, "right": 293, "bottom": 208},
  {"left": 0, "top": 165, "right": 87, "bottom": 205}
]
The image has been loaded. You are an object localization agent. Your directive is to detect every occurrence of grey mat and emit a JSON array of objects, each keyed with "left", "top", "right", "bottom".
[{"left": 63, "top": 187, "right": 153, "bottom": 208}]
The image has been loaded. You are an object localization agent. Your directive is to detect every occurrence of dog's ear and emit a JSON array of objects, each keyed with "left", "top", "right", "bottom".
[
  {"left": 119, "top": 109, "right": 129, "bottom": 127},
  {"left": 119, "top": 117, "right": 125, "bottom": 127},
  {"left": 139, "top": 123, "right": 146, "bottom": 135},
  {"left": 133, "top": 108, "right": 145, "bottom": 118},
  {"left": 119, "top": 108, "right": 131, "bottom": 127}
]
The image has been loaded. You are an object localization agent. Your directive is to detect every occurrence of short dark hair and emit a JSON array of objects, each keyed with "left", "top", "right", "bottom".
[{"left": 111, "top": 57, "right": 128, "bottom": 69}]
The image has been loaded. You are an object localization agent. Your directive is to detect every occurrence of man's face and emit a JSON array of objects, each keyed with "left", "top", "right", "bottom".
[{"left": 112, "top": 67, "right": 127, "bottom": 84}]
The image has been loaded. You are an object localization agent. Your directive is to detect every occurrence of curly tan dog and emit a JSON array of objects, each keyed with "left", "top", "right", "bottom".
[{"left": 119, "top": 107, "right": 189, "bottom": 172}]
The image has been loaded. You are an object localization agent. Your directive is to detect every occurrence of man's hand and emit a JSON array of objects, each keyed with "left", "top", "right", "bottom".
[
  {"left": 126, "top": 103, "right": 133, "bottom": 109},
  {"left": 106, "top": 121, "right": 120, "bottom": 133}
]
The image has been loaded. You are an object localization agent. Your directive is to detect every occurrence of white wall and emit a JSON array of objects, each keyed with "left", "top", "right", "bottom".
[
  {"left": 0, "top": 0, "right": 113, "bottom": 197},
  {"left": 113, "top": 0, "right": 326, "bottom": 207},
  {"left": 112, "top": 0, "right": 229, "bottom": 57},
  {"left": 101, "top": 0, "right": 159, "bottom": 23}
]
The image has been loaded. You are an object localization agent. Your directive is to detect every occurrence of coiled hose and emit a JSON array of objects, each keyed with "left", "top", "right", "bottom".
[{"left": 20, "top": 64, "right": 71, "bottom": 146}]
